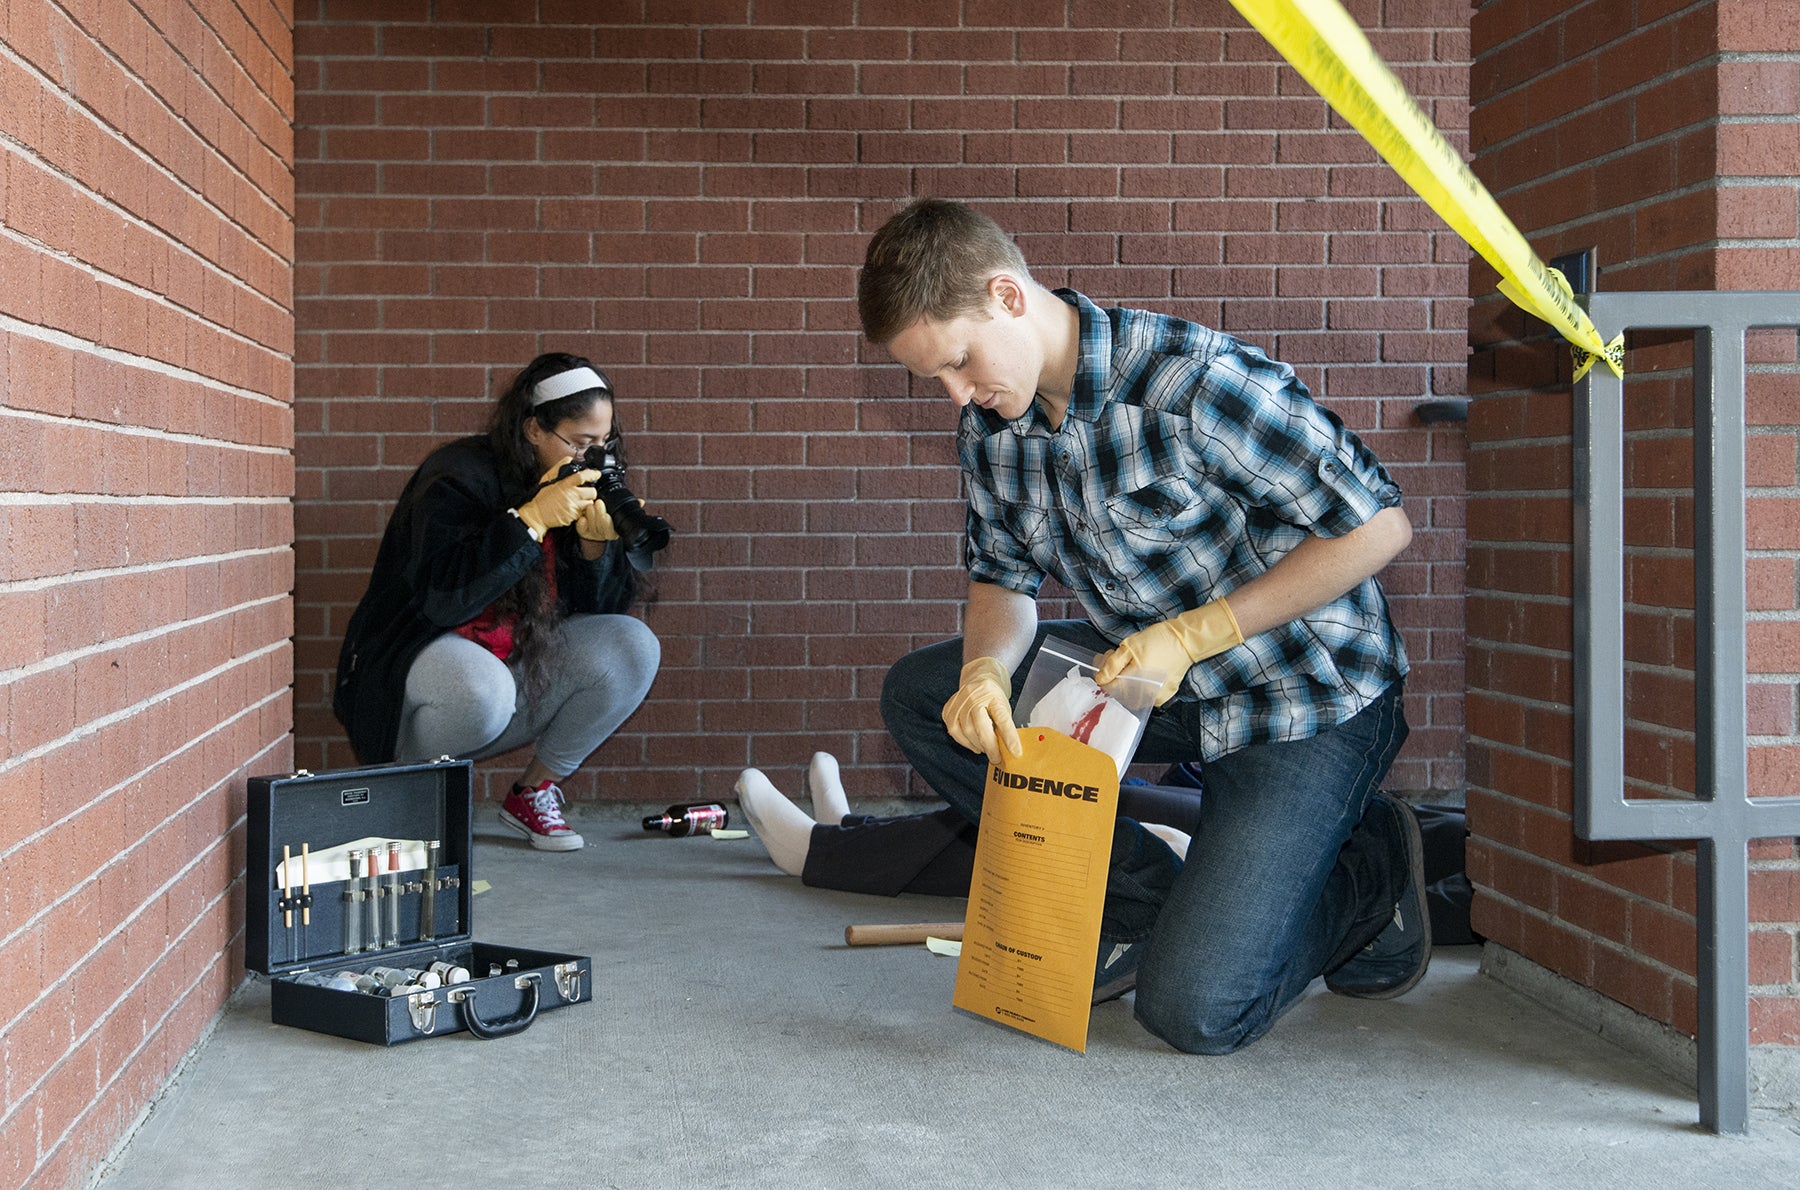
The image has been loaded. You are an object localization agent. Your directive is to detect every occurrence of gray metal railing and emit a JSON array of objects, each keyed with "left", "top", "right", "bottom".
[{"left": 1574, "top": 291, "right": 1800, "bottom": 1134}]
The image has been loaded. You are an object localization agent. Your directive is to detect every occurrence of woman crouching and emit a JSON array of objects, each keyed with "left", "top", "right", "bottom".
[{"left": 333, "top": 353, "right": 663, "bottom": 851}]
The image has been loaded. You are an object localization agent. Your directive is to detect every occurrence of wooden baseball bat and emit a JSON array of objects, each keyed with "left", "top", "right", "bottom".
[{"left": 844, "top": 921, "right": 964, "bottom": 946}]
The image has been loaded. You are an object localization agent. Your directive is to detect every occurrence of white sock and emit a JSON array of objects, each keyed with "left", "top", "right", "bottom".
[
  {"left": 803, "top": 752, "right": 851, "bottom": 825},
  {"left": 1143, "top": 822, "right": 1191, "bottom": 862},
  {"left": 734, "top": 769, "right": 815, "bottom": 877}
]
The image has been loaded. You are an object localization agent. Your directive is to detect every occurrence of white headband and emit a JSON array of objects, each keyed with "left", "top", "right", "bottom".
[{"left": 529, "top": 366, "right": 610, "bottom": 407}]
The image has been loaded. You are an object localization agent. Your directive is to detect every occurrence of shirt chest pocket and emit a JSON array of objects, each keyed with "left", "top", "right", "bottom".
[
  {"left": 994, "top": 498, "right": 1050, "bottom": 550},
  {"left": 1103, "top": 475, "right": 1211, "bottom": 544}
]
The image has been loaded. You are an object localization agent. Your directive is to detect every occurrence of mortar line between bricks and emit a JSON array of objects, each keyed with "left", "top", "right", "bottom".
[
  {"left": 0, "top": 314, "right": 293, "bottom": 411},
  {"left": 0, "top": 408, "right": 292, "bottom": 456},
  {"left": 0, "top": 493, "right": 292, "bottom": 506},
  {"left": 0, "top": 547, "right": 287, "bottom": 597},
  {"left": 0, "top": 630, "right": 288, "bottom": 754}
]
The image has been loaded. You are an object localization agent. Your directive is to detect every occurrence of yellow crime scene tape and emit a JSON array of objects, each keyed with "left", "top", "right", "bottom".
[{"left": 1227, "top": 0, "right": 1625, "bottom": 380}]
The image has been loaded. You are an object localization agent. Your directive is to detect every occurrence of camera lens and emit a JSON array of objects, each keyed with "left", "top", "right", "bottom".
[
  {"left": 556, "top": 446, "right": 671, "bottom": 554},
  {"left": 596, "top": 470, "right": 672, "bottom": 555}
]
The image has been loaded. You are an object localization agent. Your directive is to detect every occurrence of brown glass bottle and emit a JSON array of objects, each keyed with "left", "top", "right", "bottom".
[{"left": 642, "top": 802, "right": 730, "bottom": 837}]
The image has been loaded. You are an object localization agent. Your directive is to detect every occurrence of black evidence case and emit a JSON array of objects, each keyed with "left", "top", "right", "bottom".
[{"left": 246, "top": 758, "right": 592, "bottom": 1045}]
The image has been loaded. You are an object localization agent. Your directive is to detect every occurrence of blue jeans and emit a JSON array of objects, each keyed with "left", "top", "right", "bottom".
[{"left": 880, "top": 621, "right": 1408, "bottom": 1054}]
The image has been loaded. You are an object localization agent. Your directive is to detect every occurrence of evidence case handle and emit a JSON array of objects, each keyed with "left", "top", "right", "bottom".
[{"left": 453, "top": 974, "right": 540, "bottom": 1040}]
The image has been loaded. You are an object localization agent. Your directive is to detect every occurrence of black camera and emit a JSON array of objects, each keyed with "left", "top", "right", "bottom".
[{"left": 559, "top": 444, "right": 672, "bottom": 556}]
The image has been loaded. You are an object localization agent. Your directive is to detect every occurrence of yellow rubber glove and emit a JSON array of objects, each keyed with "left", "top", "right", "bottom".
[
  {"left": 941, "top": 656, "right": 1020, "bottom": 764},
  {"left": 1093, "top": 599, "right": 1244, "bottom": 706},
  {"left": 516, "top": 462, "right": 599, "bottom": 539},
  {"left": 574, "top": 500, "right": 618, "bottom": 542}
]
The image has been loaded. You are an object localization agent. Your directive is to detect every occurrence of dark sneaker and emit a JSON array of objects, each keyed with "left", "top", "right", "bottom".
[
  {"left": 1326, "top": 795, "right": 1431, "bottom": 999},
  {"left": 500, "top": 780, "right": 585, "bottom": 852},
  {"left": 1093, "top": 939, "right": 1143, "bottom": 1005}
]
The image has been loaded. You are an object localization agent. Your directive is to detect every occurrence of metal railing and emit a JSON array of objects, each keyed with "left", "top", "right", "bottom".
[{"left": 1574, "top": 291, "right": 1800, "bottom": 1134}]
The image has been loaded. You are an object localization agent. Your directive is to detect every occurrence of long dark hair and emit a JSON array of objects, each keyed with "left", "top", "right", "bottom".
[{"left": 484, "top": 352, "right": 622, "bottom": 699}]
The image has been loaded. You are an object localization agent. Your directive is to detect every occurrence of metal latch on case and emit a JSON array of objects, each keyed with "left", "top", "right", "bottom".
[
  {"left": 407, "top": 990, "right": 439, "bottom": 1035},
  {"left": 553, "top": 962, "right": 583, "bottom": 1003}
]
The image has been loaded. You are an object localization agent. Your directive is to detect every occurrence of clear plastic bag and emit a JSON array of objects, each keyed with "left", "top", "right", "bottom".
[{"left": 1016, "top": 637, "right": 1164, "bottom": 777}]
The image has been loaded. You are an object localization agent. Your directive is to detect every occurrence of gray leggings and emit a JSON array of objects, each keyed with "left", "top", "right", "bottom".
[{"left": 394, "top": 614, "right": 660, "bottom": 777}]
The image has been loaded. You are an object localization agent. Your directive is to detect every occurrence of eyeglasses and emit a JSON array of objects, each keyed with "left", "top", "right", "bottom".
[
  {"left": 548, "top": 428, "right": 619, "bottom": 463},
  {"left": 548, "top": 428, "right": 609, "bottom": 455}
]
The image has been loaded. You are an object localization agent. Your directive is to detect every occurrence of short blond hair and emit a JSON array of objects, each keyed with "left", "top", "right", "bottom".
[{"left": 857, "top": 199, "right": 1032, "bottom": 345}]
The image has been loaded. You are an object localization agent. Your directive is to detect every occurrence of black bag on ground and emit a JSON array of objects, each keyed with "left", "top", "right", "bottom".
[{"left": 1414, "top": 802, "right": 1481, "bottom": 946}]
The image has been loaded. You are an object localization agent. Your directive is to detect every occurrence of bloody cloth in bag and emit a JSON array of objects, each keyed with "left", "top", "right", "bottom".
[{"left": 1025, "top": 666, "right": 1144, "bottom": 775}]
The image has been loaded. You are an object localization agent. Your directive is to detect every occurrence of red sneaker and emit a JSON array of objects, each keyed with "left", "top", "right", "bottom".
[{"left": 500, "top": 781, "right": 584, "bottom": 852}]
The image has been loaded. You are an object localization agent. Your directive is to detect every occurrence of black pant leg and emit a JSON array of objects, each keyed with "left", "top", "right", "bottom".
[
  {"left": 796, "top": 784, "right": 1205, "bottom": 900},
  {"left": 800, "top": 807, "right": 977, "bottom": 898}
]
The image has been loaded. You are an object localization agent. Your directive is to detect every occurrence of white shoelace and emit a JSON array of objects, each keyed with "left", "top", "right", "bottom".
[{"left": 524, "top": 783, "right": 570, "bottom": 830}]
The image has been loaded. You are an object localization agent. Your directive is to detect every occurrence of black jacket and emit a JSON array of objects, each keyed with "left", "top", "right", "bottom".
[{"left": 332, "top": 436, "right": 640, "bottom": 764}]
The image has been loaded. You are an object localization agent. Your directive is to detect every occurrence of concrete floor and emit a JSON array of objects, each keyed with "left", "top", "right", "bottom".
[{"left": 95, "top": 806, "right": 1800, "bottom": 1189}]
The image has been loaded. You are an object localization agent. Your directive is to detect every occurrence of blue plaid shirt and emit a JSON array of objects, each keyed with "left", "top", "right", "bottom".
[{"left": 960, "top": 289, "right": 1409, "bottom": 759}]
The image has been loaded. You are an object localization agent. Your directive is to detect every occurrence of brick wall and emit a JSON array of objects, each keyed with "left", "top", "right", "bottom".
[
  {"left": 0, "top": 2, "right": 294, "bottom": 1186},
  {"left": 1467, "top": 0, "right": 1800, "bottom": 1043},
  {"left": 292, "top": 0, "right": 1471, "bottom": 805},
  {"left": 1714, "top": 0, "right": 1800, "bottom": 1045}
]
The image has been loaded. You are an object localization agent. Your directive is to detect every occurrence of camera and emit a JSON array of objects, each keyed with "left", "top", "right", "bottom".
[{"left": 558, "top": 444, "right": 673, "bottom": 556}]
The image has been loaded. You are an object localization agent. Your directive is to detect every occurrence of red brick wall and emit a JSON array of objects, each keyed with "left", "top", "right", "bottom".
[
  {"left": 0, "top": 2, "right": 294, "bottom": 1186},
  {"left": 1716, "top": 0, "right": 1800, "bottom": 1044},
  {"left": 291, "top": 1, "right": 1471, "bottom": 804},
  {"left": 1467, "top": 0, "right": 1800, "bottom": 1042}
]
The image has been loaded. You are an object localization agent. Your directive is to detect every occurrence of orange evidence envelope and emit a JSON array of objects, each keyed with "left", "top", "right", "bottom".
[{"left": 951, "top": 727, "right": 1120, "bottom": 1053}]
